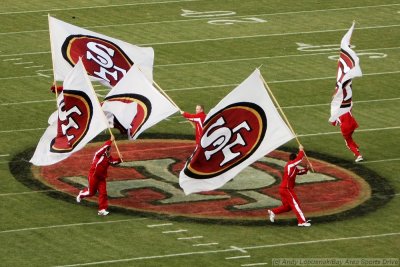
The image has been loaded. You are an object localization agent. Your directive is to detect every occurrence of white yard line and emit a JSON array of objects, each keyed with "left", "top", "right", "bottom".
[
  {"left": 226, "top": 255, "right": 251, "bottom": 260},
  {"left": 297, "top": 126, "right": 400, "bottom": 137},
  {"left": 162, "top": 229, "right": 188, "bottom": 234},
  {"left": 53, "top": 232, "right": 400, "bottom": 266},
  {"left": 0, "top": 0, "right": 198, "bottom": 15},
  {"left": 2, "top": 58, "right": 21, "bottom": 61},
  {"left": 24, "top": 65, "right": 44, "bottom": 69},
  {"left": 241, "top": 263, "right": 268, "bottom": 267},
  {"left": 359, "top": 158, "right": 400, "bottom": 164},
  {"left": 282, "top": 97, "right": 400, "bottom": 109},
  {"left": 162, "top": 70, "right": 400, "bottom": 92},
  {"left": 155, "top": 46, "right": 400, "bottom": 68},
  {"left": 147, "top": 223, "right": 173, "bottom": 228},
  {"left": 177, "top": 236, "right": 203, "bottom": 240},
  {"left": 13, "top": 61, "right": 33, "bottom": 65},
  {"left": 0, "top": 99, "right": 54, "bottom": 106},
  {"left": 0, "top": 218, "right": 147, "bottom": 234},
  {"left": 231, "top": 246, "right": 248, "bottom": 253},
  {"left": 0, "top": 154, "right": 9, "bottom": 157},
  {"left": 0, "top": 3, "right": 398, "bottom": 34},
  {"left": 0, "top": 127, "right": 46, "bottom": 133},
  {"left": 192, "top": 243, "right": 219, "bottom": 247},
  {"left": 0, "top": 51, "right": 49, "bottom": 57},
  {"left": 141, "top": 24, "right": 400, "bottom": 46},
  {"left": 37, "top": 73, "right": 51, "bottom": 78},
  {"left": 0, "top": 74, "right": 47, "bottom": 80}
]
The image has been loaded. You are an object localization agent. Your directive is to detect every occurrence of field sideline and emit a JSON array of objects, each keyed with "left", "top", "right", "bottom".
[{"left": 0, "top": 0, "right": 399, "bottom": 266}]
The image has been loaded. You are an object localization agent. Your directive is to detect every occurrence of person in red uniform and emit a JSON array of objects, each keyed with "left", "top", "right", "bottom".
[
  {"left": 268, "top": 145, "right": 311, "bottom": 227},
  {"left": 331, "top": 111, "right": 363, "bottom": 162},
  {"left": 76, "top": 135, "right": 122, "bottom": 216},
  {"left": 181, "top": 105, "right": 207, "bottom": 146}
]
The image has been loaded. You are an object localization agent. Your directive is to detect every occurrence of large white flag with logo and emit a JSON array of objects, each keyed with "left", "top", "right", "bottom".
[
  {"left": 30, "top": 59, "right": 109, "bottom": 166},
  {"left": 329, "top": 22, "right": 362, "bottom": 122},
  {"left": 48, "top": 16, "right": 154, "bottom": 87},
  {"left": 179, "top": 69, "right": 295, "bottom": 195},
  {"left": 102, "top": 65, "right": 179, "bottom": 140}
]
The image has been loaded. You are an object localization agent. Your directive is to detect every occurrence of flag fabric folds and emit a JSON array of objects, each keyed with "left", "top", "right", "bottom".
[
  {"left": 329, "top": 22, "right": 362, "bottom": 122},
  {"left": 48, "top": 16, "right": 154, "bottom": 87},
  {"left": 30, "top": 59, "right": 109, "bottom": 166},
  {"left": 179, "top": 69, "right": 295, "bottom": 195},
  {"left": 102, "top": 66, "right": 179, "bottom": 140}
]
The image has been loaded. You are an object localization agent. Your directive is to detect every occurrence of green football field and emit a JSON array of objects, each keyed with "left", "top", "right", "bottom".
[{"left": 0, "top": 0, "right": 399, "bottom": 266}]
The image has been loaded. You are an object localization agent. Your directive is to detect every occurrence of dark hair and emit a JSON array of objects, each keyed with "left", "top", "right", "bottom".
[
  {"left": 289, "top": 153, "right": 297, "bottom": 161},
  {"left": 196, "top": 104, "right": 204, "bottom": 110}
]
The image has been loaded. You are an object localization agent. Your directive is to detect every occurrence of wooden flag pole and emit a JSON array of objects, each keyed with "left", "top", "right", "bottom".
[
  {"left": 151, "top": 79, "right": 196, "bottom": 129},
  {"left": 106, "top": 128, "right": 123, "bottom": 162},
  {"left": 78, "top": 58, "right": 123, "bottom": 161},
  {"left": 259, "top": 71, "right": 315, "bottom": 172},
  {"left": 139, "top": 68, "right": 196, "bottom": 129},
  {"left": 152, "top": 79, "right": 182, "bottom": 112},
  {"left": 48, "top": 14, "right": 60, "bottom": 108}
]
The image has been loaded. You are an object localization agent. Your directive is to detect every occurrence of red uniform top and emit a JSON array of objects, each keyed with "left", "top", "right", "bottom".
[
  {"left": 88, "top": 140, "right": 121, "bottom": 179},
  {"left": 280, "top": 151, "right": 308, "bottom": 189},
  {"left": 332, "top": 111, "right": 359, "bottom": 136},
  {"left": 182, "top": 111, "right": 206, "bottom": 145}
]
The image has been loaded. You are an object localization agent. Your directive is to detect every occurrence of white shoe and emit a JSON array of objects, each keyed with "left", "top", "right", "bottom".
[
  {"left": 298, "top": 220, "right": 311, "bottom": 227},
  {"left": 76, "top": 191, "right": 82, "bottom": 203},
  {"left": 268, "top": 210, "right": 275, "bottom": 223},
  {"left": 355, "top": 155, "right": 364, "bottom": 162},
  {"left": 98, "top": 209, "right": 109, "bottom": 216}
]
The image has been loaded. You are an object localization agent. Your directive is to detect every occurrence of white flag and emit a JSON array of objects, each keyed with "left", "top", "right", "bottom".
[
  {"left": 48, "top": 16, "right": 154, "bottom": 87},
  {"left": 329, "top": 22, "right": 362, "bottom": 122},
  {"left": 179, "top": 69, "right": 295, "bottom": 195},
  {"left": 103, "top": 66, "right": 179, "bottom": 140},
  {"left": 30, "top": 59, "right": 109, "bottom": 166}
]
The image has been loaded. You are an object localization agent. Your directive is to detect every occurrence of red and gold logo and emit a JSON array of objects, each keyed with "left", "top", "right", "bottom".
[
  {"left": 185, "top": 103, "right": 267, "bottom": 179},
  {"left": 62, "top": 35, "right": 133, "bottom": 86},
  {"left": 51, "top": 90, "right": 92, "bottom": 152},
  {"left": 23, "top": 139, "right": 392, "bottom": 224},
  {"left": 103, "top": 94, "right": 151, "bottom": 139}
]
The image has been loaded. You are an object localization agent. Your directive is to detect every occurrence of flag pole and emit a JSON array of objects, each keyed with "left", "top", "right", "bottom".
[
  {"left": 136, "top": 67, "right": 196, "bottom": 129},
  {"left": 79, "top": 59, "right": 123, "bottom": 161},
  {"left": 151, "top": 79, "right": 196, "bottom": 129},
  {"left": 152, "top": 79, "right": 182, "bottom": 112},
  {"left": 48, "top": 14, "right": 60, "bottom": 107},
  {"left": 259, "top": 71, "right": 315, "bottom": 172}
]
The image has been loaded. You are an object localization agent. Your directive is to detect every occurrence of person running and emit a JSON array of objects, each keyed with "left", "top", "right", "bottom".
[
  {"left": 76, "top": 135, "right": 122, "bottom": 216},
  {"left": 268, "top": 145, "right": 311, "bottom": 227},
  {"left": 331, "top": 111, "right": 363, "bottom": 162}
]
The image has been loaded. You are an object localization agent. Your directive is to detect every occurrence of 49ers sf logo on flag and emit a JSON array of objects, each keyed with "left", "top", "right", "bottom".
[
  {"left": 103, "top": 94, "right": 151, "bottom": 140},
  {"left": 49, "top": 16, "right": 154, "bottom": 87},
  {"left": 62, "top": 35, "right": 133, "bottom": 87},
  {"left": 50, "top": 90, "right": 94, "bottom": 152},
  {"left": 329, "top": 22, "right": 362, "bottom": 122},
  {"left": 185, "top": 102, "right": 267, "bottom": 179},
  {"left": 101, "top": 66, "right": 178, "bottom": 140},
  {"left": 179, "top": 69, "right": 294, "bottom": 195},
  {"left": 30, "top": 59, "right": 108, "bottom": 166}
]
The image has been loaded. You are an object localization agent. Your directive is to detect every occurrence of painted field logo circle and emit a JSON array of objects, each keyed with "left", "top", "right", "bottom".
[{"left": 20, "top": 138, "right": 394, "bottom": 224}]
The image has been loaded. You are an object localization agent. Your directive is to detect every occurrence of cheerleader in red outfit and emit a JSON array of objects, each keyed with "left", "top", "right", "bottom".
[
  {"left": 331, "top": 111, "right": 363, "bottom": 162},
  {"left": 268, "top": 145, "right": 311, "bottom": 227},
  {"left": 76, "top": 135, "right": 121, "bottom": 216}
]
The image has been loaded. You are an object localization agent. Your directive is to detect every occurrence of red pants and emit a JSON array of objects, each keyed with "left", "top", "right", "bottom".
[
  {"left": 343, "top": 132, "right": 360, "bottom": 157},
  {"left": 271, "top": 188, "right": 306, "bottom": 224},
  {"left": 79, "top": 175, "right": 108, "bottom": 211}
]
